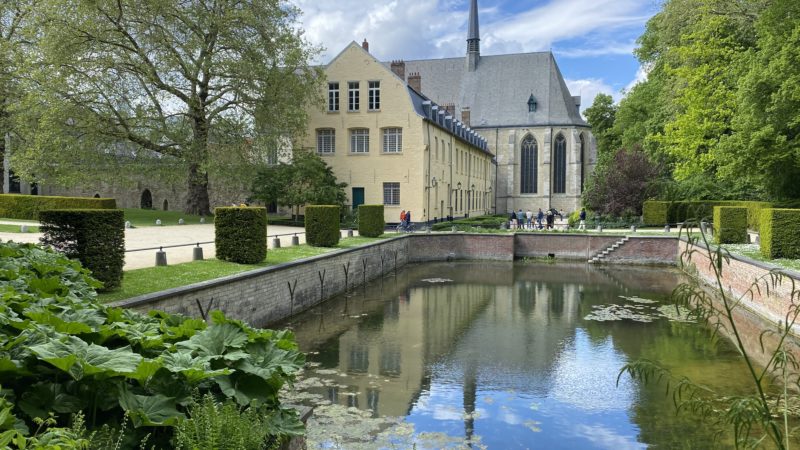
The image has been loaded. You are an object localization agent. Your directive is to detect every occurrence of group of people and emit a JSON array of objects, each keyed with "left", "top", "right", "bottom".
[
  {"left": 508, "top": 207, "right": 587, "bottom": 230},
  {"left": 399, "top": 209, "right": 412, "bottom": 231}
]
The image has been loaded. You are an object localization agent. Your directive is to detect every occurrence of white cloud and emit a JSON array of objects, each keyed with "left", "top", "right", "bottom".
[
  {"left": 624, "top": 64, "right": 650, "bottom": 93},
  {"left": 565, "top": 78, "right": 620, "bottom": 114}
]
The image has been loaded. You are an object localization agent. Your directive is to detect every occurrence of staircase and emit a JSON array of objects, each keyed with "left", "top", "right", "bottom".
[{"left": 589, "top": 237, "right": 630, "bottom": 264}]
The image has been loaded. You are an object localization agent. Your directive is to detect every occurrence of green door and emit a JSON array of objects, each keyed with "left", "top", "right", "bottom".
[{"left": 352, "top": 187, "right": 365, "bottom": 209}]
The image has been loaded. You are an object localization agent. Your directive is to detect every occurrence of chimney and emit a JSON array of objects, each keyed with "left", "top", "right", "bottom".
[
  {"left": 408, "top": 72, "right": 421, "bottom": 93},
  {"left": 362, "top": 38, "right": 369, "bottom": 52},
  {"left": 443, "top": 103, "right": 456, "bottom": 116},
  {"left": 390, "top": 60, "right": 406, "bottom": 79},
  {"left": 461, "top": 107, "right": 471, "bottom": 127}
]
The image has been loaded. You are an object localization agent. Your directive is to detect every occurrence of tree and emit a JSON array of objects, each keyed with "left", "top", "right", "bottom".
[
  {"left": 12, "top": 0, "right": 321, "bottom": 214},
  {"left": 250, "top": 150, "right": 347, "bottom": 220},
  {"left": 583, "top": 93, "right": 619, "bottom": 165},
  {"left": 583, "top": 146, "right": 662, "bottom": 217}
]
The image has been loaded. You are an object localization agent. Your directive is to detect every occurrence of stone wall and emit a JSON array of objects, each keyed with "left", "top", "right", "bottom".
[
  {"left": 604, "top": 236, "right": 679, "bottom": 265},
  {"left": 113, "top": 234, "right": 681, "bottom": 327}
]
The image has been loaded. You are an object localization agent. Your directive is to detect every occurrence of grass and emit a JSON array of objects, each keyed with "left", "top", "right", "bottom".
[
  {"left": 98, "top": 235, "right": 389, "bottom": 302},
  {"left": 122, "top": 208, "right": 210, "bottom": 227},
  {"left": 0, "top": 224, "right": 39, "bottom": 233},
  {"left": 722, "top": 243, "right": 800, "bottom": 272}
]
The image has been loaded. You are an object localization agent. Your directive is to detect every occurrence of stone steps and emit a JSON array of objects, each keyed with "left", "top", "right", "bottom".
[{"left": 588, "top": 237, "right": 630, "bottom": 264}]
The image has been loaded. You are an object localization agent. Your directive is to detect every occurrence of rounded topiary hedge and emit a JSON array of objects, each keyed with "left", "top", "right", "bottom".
[
  {"left": 713, "top": 206, "right": 748, "bottom": 244},
  {"left": 358, "top": 205, "right": 384, "bottom": 237},
  {"left": 305, "top": 205, "right": 340, "bottom": 247},
  {"left": 760, "top": 208, "right": 800, "bottom": 259},
  {"left": 0, "top": 194, "right": 116, "bottom": 220},
  {"left": 39, "top": 209, "right": 125, "bottom": 290},
  {"left": 215, "top": 207, "right": 267, "bottom": 264}
]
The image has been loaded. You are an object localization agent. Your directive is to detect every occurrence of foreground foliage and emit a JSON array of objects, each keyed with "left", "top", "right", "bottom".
[
  {"left": 0, "top": 240, "right": 304, "bottom": 447},
  {"left": 619, "top": 226, "right": 800, "bottom": 448}
]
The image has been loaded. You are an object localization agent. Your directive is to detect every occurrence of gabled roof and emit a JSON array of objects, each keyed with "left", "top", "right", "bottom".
[{"left": 396, "top": 52, "right": 587, "bottom": 128}]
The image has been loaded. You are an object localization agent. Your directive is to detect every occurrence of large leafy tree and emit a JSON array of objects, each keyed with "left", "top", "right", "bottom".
[
  {"left": 251, "top": 150, "right": 347, "bottom": 219},
  {"left": 583, "top": 146, "right": 662, "bottom": 217},
  {"left": 583, "top": 93, "right": 619, "bottom": 165},
  {"left": 12, "top": 0, "right": 321, "bottom": 214}
]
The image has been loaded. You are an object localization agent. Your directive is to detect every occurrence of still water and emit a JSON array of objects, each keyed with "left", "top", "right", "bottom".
[{"left": 278, "top": 261, "right": 755, "bottom": 449}]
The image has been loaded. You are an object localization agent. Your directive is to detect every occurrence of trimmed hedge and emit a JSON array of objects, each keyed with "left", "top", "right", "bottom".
[
  {"left": 0, "top": 194, "right": 116, "bottom": 220},
  {"left": 358, "top": 205, "right": 384, "bottom": 237},
  {"left": 305, "top": 205, "right": 340, "bottom": 247},
  {"left": 430, "top": 214, "right": 507, "bottom": 231},
  {"left": 760, "top": 208, "right": 800, "bottom": 259},
  {"left": 713, "top": 206, "right": 748, "bottom": 244},
  {"left": 214, "top": 207, "right": 267, "bottom": 264},
  {"left": 642, "top": 200, "right": 771, "bottom": 230},
  {"left": 39, "top": 209, "right": 125, "bottom": 290}
]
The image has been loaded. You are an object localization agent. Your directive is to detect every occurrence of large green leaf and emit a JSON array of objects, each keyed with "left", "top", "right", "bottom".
[
  {"left": 161, "top": 352, "right": 229, "bottom": 383},
  {"left": 29, "top": 336, "right": 142, "bottom": 380},
  {"left": 177, "top": 322, "right": 249, "bottom": 357},
  {"left": 18, "top": 382, "right": 86, "bottom": 419},
  {"left": 215, "top": 374, "right": 274, "bottom": 406},
  {"left": 117, "top": 388, "right": 184, "bottom": 427}
]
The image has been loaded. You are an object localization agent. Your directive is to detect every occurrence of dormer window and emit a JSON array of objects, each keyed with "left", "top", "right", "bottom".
[{"left": 527, "top": 94, "right": 537, "bottom": 112}]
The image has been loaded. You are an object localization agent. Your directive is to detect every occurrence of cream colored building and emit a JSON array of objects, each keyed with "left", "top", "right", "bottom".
[{"left": 303, "top": 42, "right": 496, "bottom": 224}]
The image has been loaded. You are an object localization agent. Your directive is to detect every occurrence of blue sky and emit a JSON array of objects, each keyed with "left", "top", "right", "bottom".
[{"left": 293, "top": 0, "right": 660, "bottom": 112}]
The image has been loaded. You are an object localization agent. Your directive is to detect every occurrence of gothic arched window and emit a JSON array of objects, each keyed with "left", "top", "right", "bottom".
[
  {"left": 520, "top": 135, "right": 538, "bottom": 194},
  {"left": 553, "top": 134, "right": 567, "bottom": 194},
  {"left": 579, "top": 133, "right": 586, "bottom": 193}
]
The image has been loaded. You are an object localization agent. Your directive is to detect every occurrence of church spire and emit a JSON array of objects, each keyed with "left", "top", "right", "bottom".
[{"left": 466, "top": 0, "right": 480, "bottom": 71}]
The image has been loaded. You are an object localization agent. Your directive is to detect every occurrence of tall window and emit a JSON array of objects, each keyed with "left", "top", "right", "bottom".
[
  {"left": 348, "top": 81, "right": 359, "bottom": 111},
  {"left": 317, "top": 129, "right": 335, "bottom": 154},
  {"left": 553, "top": 134, "right": 567, "bottom": 194},
  {"left": 383, "top": 182, "right": 400, "bottom": 205},
  {"left": 350, "top": 128, "right": 369, "bottom": 153},
  {"left": 368, "top": 81, "right": 380, "bottom": 110},
  {"left": 328, "top": 82, "right": 339, "bottom": 111},
  {"left": 520, "top": 135, "right": 538, "bottom": 194},
  {"left": 579, "top": 133, "right": 586, "bottom": 193},
  {"left": 382, "top": 128, "right": 402, "bottom": 153}
]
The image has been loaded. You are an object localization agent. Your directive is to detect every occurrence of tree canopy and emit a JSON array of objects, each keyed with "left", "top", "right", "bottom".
[{"left": 10, "top": 0, "right": 322, "bottom": 214}]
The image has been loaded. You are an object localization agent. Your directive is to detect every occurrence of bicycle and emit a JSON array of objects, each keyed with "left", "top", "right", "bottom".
[{"left": 395, "top": 223, "right": 416, "bottom": 233}]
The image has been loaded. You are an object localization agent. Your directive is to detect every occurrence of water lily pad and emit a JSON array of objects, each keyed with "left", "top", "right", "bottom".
[{"left": 421, "top": 278, "right": 453, "bottom": 283}]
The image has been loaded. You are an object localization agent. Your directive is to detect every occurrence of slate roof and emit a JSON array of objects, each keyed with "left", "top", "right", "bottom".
[{"left": 396, "top": 52, "right": 587, "bottom": 128}]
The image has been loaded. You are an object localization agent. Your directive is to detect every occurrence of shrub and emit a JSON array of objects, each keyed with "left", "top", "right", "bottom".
[
  {"left": 358, "top": 205, "right": 384, "bottom": 237},
  {"left": 215, "top": 207, "right": 267, "bottom": 264},
  {"left": 737, "top": 201, "right": 772, "bottom": 231},
  {"left": 39, "top": 209, "right": 125, "bottom": 289},
  {"left": 305, "top": 205, "right": 340, "bottom": 247},
  {"left": 643, "top": 201, "right": 669, "bottom": 225},
  {"left": 760, "top": 208, "right": 800, "bottom": 259},
  {"left": 0, "top": 194, "right": 115, "bottom": 220},
  {"left": 713, "top": 206, "right": 748, "bottom": 244}
]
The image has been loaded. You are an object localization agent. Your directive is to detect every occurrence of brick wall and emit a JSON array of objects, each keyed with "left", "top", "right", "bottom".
[
  {"left": 407, "top": 234, "right": 514, "bottom": 261},
  {"left": 605, "top": 236, "right": 679, "bottom": 265},
  {"left": 514, "top": 233, "right": 622, "bottom": 259}
]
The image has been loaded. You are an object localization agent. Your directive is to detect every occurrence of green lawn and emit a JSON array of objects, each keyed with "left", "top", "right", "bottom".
[
  {"left": 0, "top": 224, "right": 39, "bottom": 233},
  {"left": 122, "top": 208, "right": 210, "bottom": 227},
  {"left": 98, "top": 236, "right": 388, "bottom": 302},
  {"left": 722, "top": 243, "right": 800, "bottom": 272}
]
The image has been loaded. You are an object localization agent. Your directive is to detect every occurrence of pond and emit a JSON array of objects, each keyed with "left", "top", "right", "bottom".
[{"left": 277, "top": 261, "right": 757, "bottom": 449}]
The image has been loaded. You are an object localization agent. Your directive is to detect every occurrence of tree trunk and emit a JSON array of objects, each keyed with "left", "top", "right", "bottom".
[{"left": 186, "top": 163, "right": 211, "bottom": 216}]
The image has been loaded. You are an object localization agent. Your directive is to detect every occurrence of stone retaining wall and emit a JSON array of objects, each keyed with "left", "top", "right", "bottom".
[
  {"left": 604, "top": 236, "right": 679, "bottom": 265},
  {"left": 112, "top": 234, "right": 681, "bottom": 325}
]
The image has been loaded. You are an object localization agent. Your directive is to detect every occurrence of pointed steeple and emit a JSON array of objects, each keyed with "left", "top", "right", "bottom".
[{"left": 466, "top": 0, "right": 480, "bottom": 71}]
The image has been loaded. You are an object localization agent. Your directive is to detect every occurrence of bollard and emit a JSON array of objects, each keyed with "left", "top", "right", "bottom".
[
  {"left": 347, "top": 229, "right": 354, "bottom": 237},
  {"left": 20, "top": 225, "right": 28, "bottom": 233},
  {"left": 156, "top": 219, "right": 162, "bottom": 226},
  {"left": 125, "top": 220, "right": 132, "bottom": 229},
  {"left": 700, "top": 221, "right": 708, "bottom": 234},
  {"left": 664, "top": 225, "right": 670, "bottom": 233},
  {"left": 452, "top": 226, "right": 457, "bottom": 232},
  {"left": 200, "top": 217, "right": 206, "bottom": 224},
  {"left": 596, "top": 225, "right": 603, "bottom": 232},
  {"left": 630, "top": 225, "right": 637, "bottom": 232},
  {"left": 155, "top": 248, "right": 167, "bottom": 266},
  {"left": 273, "top": 237, "right": 281, "bottom": 248},
  {"left": 193, "top": 244, "right": 204, "bottom": 261},
  {"left": 292, "top": 235, "right": 300, "bottom": 246},
  {"left": 178, "top": 218, "right": 185, "bottom": 225}
]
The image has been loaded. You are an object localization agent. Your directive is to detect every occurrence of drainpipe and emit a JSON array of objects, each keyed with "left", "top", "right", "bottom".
[
  {"left": 494, "top": 128, "right": 499, "bottom": 214},
  {"left": 425, "top": 120, "right": 432, "bottom": 223},
  {"left": 548, "top": 127, "right": 553, "bottom": 210}
]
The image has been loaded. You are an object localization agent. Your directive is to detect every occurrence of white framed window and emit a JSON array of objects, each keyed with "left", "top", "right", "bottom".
[
  {"left": 317, "top": 129, "right": 335, "bottom": 154},
  {"left": 382, "top": 128, "right": 402, "bottom": 153},
  {"left": 348, "top": 81, "right": 360, "bottom": 111},
  {"left": 350, "top": 128, "right": 369, "bottom": 153},
  {"left": 383, "top": 182, "right": 400, "bottom": 205},
  {"left": 368, "top": 81, "right": 380, "bottom": 110},
  {"left": 328, "top": 82, "right": 339, "bottom": 112}
]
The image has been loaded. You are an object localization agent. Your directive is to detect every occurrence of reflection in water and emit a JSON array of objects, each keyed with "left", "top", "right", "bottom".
[{"left": 279, "top": 261, "right": 755, "bottom": 449}]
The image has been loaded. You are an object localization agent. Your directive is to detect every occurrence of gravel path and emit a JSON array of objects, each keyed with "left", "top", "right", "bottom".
[{"left": 0, "top": 223, "right": 309, "bottom": 270}]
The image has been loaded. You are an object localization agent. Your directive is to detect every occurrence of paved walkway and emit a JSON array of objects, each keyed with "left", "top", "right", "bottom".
[{"left": 0, "top": 223, "right": 309, "bottom": 270}]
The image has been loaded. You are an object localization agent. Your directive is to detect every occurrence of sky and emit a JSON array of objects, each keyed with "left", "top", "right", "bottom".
[{"left": 291, "top": 0, "right": 661, "bottom": 113}]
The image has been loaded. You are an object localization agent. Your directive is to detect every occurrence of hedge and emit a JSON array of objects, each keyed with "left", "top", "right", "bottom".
[
  {"left": 713, "top": 206, "right": 748, "bottom": 244},
  {"left": 430, "top": 214, "right": 507, "bottom": 231},
  {"left": 39, "top": 209, "right": 125, "bottom": 289},
  {"left": 0, "top": 194, "right": 116, "bottom": 220},
  {"left": 358, "top": 205, "right": 384, "bottom": 237},
  {"left": 760, "top": 208, "right": 800, "bottom": 259},
  {"left": 305, "top": 205, "right": 340, "bottom": 247},
  {"left": 642, "top": 200, "right": 771, "bottom": 230},
  {"left": 215, "top": 207, "right": 267, "bottom": 264}
]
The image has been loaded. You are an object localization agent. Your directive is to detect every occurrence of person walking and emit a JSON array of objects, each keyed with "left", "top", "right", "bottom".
[
  {"left": 400, "top": 209, "right": 406, "bottom": 229},
  {"left": 405, "top": 211, "right": 412, "bottom": 230},
  {"left": 516, "top": 209, "right": 525, "bottom": 230},
  {"left": 526, "top": 209, "right": 533, "bottom": 229},
  {"left": 578, "top": 208, "right": 587, "bottom": 230},
  {"left": 509, "top": 210, "right": 517, "bottom": 229},
  {"left": 536, "top": 208, "right": 544, "bottom": 230}
]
